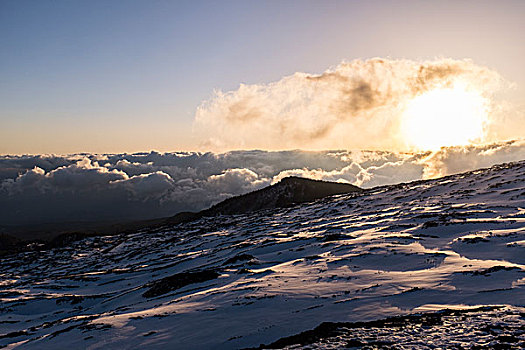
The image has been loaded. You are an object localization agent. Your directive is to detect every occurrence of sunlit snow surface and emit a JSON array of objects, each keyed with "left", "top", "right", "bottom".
[{"left": 1, "top": 161, "right": 524, "bottom": 349}]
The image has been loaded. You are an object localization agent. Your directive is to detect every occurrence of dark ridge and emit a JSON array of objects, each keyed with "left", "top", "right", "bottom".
[
  {"left": 164, "top": 211, "right": 201, "bottom": 226},
  {"left": 46, "top": 232, "right": 91, "bottom": 248},
  {"left": 206, "top": 176, "right": 362, "bottom": 215},
  {"left": 166, "top": 176, "right": 362, "bottom": 225},
  {"left": 0, "top": 218, "right": 166, "bottom": 243},
  {"left": 245, "top": 306, "right": 501, "bottom": 349},
  {"left": 0, "top": 233, "right": 24, "bottom": 256}
]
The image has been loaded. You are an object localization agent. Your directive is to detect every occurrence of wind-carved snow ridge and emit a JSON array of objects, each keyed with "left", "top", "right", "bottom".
[{"left": 1, "top": 161, "right": 525, "bottom": 349}]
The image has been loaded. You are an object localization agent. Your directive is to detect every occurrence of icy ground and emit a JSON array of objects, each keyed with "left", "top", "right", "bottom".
[{"left": 1, "top": 161, "right": 524, "bottom": 349}]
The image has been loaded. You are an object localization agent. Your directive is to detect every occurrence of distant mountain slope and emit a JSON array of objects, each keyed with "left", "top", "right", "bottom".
[
  {"left": 207, "top": 176, "right": 362, "bottom": 215},
  {"left": 167, "top": 176, "right": 362, "bottom": 225}
]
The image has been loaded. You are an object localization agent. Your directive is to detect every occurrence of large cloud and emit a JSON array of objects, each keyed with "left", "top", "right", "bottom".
[
  {"left": 1, "top": 141, "right": 524, "bottom": 226},
  {"left": 194, "top": 58, "right": 509, "bottom": 151}
]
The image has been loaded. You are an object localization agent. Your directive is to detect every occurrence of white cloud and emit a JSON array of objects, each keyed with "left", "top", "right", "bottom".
[
  {"left": 111, "top": 171, "right": 174, "bottom": 201},
  {"left": 206, "top": 168, "right": 268, "bottom": 194},
  {"left": 194, "top": 58, "right": 509, "bottom": 151},
  {"left": 0, "top": 142, "right": 524, "bottom": 225},
  {"left": 1, "top": 158, "right": 128, "bottom": 195}
]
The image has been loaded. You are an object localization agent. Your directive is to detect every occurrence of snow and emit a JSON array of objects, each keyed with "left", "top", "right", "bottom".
[{"left": 1, "top": 160, "right": 524, "bottom": 349}]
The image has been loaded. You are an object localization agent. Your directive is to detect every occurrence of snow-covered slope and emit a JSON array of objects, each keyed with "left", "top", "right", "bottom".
[{"left": 1, "top": 161, "right": 524, "bottom": 349}]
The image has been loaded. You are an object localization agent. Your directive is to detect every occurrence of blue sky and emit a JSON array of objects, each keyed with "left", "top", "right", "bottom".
[{"left": 1, "top": 0, "right": 524, "bottom": 154}]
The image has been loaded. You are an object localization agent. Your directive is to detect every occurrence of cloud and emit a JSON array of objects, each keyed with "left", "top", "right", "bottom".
[
  {"left": 112, "top": 172, "right": 174, "bottom": 200},
  {"left": 1, "top": 158, "right": 128, "bottom": 195},
  {"left": 206, "top": 168, "right": 268, "bottom": 194},
  {"left": 421, "top": 139, "right": 525, "bottom": 178},
  {"left": 1, "top": 141, "right": 524, "bottom": 226},
  {"left": 194, "top": 58, "right": 509, "bottom": 151}
]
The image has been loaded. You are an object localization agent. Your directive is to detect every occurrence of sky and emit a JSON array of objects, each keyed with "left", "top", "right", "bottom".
[{"left": 1, "top": 0, "right": 525, "bottom": 154}]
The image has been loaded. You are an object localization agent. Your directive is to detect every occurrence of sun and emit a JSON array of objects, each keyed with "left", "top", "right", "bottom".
[{"left": 400, "top": 83, "right": 489, "bottom": 151}]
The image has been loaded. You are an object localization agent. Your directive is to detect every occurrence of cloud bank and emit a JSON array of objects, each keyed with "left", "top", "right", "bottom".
[
  {"left": 194, "top": 58, "right": 514, "bottom": 151},
  {"left": 1, "top": 140, "right": 524, "bottom": 226}
]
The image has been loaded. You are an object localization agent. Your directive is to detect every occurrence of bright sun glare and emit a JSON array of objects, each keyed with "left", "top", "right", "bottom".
[{"left": 401, "top": 83, "right": 489, "bottom": 150}]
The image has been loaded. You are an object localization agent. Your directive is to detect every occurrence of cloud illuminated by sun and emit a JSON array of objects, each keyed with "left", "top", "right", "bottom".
[
  {"left": 400, "top": 82, "right": 489, "bottom": 151},
  {"left": 194, "top": 58, "right": 509, "bottom": 151}
]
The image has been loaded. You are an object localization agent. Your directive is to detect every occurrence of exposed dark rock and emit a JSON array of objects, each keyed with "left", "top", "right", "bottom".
[
  {"left": 223, "top": 253, "right": 256, "bottom": 265},
  {"left": 460, "top": 236, "right": 490, "bottom": 244},
  {"left": 142, "top": 269, "right": 220, "bottom": 298},
  {"left": 465, "top": 266, "right": 521, "bottom": 276},
  {"left": 319, "top": 233, "right": 349, "bottom": 242},
  {"left": 246, "top": 306, "right": 502, "bottom": 349},
  {"left": 0, "top": 330, "right": 29, "bottom": 339}
]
